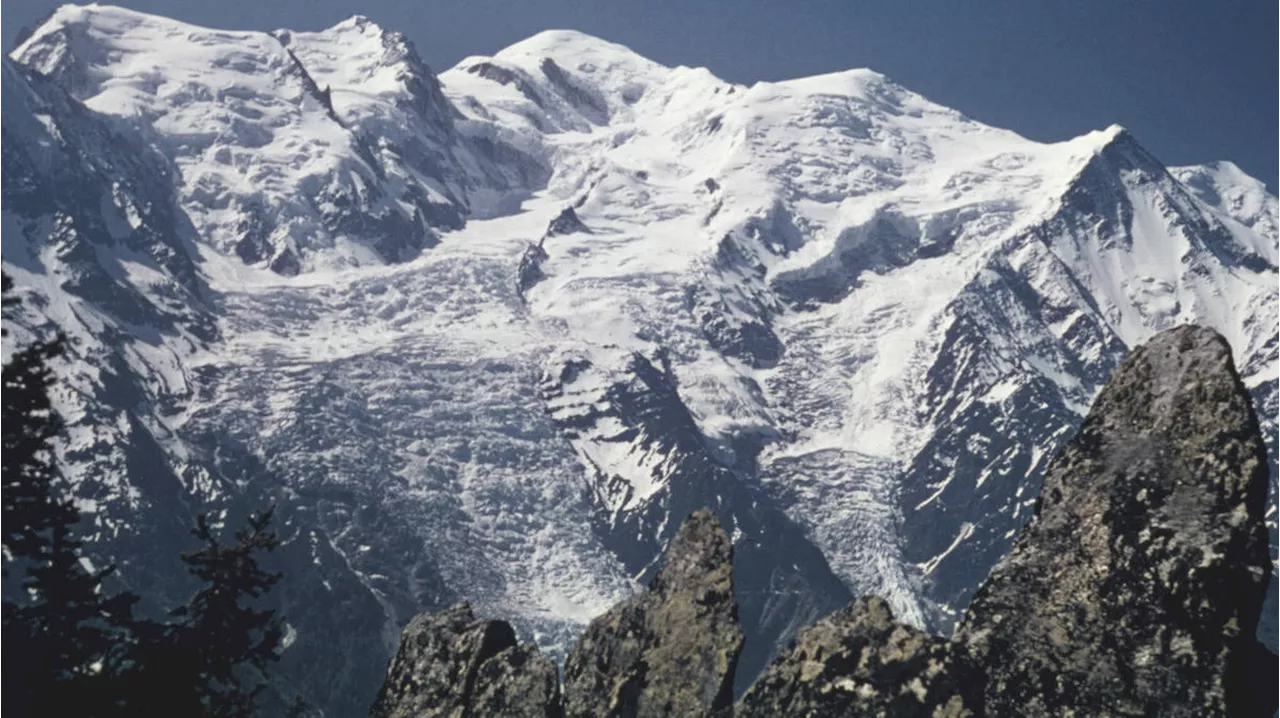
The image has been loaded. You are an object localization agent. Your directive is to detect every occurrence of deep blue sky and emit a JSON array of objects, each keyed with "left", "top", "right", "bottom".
[{"left": 6, "top": 0, "right": 1277, "bottom": 190}]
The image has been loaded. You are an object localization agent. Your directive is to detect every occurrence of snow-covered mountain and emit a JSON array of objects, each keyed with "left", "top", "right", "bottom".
[{"left": 3, "top": 5, "right": 1276, "bottom": 715}]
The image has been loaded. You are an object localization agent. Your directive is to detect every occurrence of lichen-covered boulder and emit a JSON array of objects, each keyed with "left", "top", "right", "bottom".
[
  {"left": 956, "top": 325, "right": 1275, "bottom": 717},
  {"left": 562, "top": 509, "right": 743, "bottom": 718},
  {"left": 737, "top": 595, "right": 983, "bottom": 717},
  {"left": 470, "top": 644, "right": 564, "bottom": 718},
  {"left": 369, "top": 603, "right": 562, "bottom": 718}
]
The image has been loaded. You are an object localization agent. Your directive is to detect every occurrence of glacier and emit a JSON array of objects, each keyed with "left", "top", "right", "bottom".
[{"left": 2, "top": 5, "right": 1276, "bottom": 715}]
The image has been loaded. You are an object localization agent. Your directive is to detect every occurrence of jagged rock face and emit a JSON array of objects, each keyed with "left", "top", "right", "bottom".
[
  {"left": 956, "top": 325, "right": 1273, "bottom": 717},
  {"left": 469, "top": 646, "right": 564, "bottom": 718},
  {"left": 562, "top": 509, "right": 742, "bottom": 718},
  {"left": 370, "top": 603, "right": 562, "bottom": 718},
  {"left": 737, "top": 596, "right": 983, "bottom": 718}
]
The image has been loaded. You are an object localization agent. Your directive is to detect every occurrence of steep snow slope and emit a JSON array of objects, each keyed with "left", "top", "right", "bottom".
[
  {"left": 1172, "top": 160, "right": 1280, "bottom": 248},
  {"left": 1, "top": 53, "right": 210, "bottom": 525},
  {"left": 4, "top": 7, "right": 1276, "bottom": 715}
]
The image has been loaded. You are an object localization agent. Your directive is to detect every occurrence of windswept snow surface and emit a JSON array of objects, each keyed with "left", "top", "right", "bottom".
[{"left": 4, "top": 6, "right": 1277, "bottom": 715}]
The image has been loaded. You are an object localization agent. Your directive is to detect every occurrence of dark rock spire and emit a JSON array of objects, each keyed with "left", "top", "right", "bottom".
[
  {"left": 955, "top": 325, "right": 1274, "bottom": 716},
  {"left": 561, "top": 508, "right": 743, "bottom": 718}
]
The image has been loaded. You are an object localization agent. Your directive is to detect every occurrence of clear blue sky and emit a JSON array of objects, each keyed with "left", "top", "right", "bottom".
[{"left": 6, "top": 0, "right": 1277, "bottom": 190}]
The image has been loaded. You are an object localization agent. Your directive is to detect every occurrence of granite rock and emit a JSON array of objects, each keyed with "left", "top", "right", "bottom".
[
  {"left": 737, "top": 595, "right": 983, "bottom": 718},
  {"left": 562, "top": 508, "right": 743, "bottom": 718},
  {"left": 369, "top": 603, "right": 562, "bottom": 718},
  {"left": 956, "top": 325, "right": 1274, "bottom": 717}
]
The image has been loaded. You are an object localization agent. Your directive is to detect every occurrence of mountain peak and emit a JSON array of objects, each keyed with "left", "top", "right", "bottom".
[
  {"left": 1174, "top": 159, "right": 1273, "bottom": 196},
  {"left": 1095, "top": 122, "right": 1129, "bottom": 145},
  {"left": 1062, "top": 122, "right": 1165, "bottom": 186},
  {"left": 8, "top": 2, "right": 475, "bottom": 273},
  {"left": 494, "top": 29, "right": 660, "bottom": 67},
  {"left": 331, "top": 14, "right": 379, "bottom": 31},
  {"left": 12, "top": 4, "right": 298, "bottom": 106},
  {"left": 441, "top": 27, "right": 679, "bottom": 130},
  {"left": 1069, "top": 123, "right": 1136, "bottom": 157},
  {"left": 771, "top": 66, "right": 890, "bottom": 91},
  {"left": 487, "top": 28, "right": 671, "bottom": 96},
  {"left": 306, "top": 13, "right": 419, "bottom": 59}
]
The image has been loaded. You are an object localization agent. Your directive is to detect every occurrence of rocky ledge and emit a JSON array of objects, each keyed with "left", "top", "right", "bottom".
[
  {"left": 369, "top": 326, "right": 1276, "bottom": 717},
  {"left": 367, "top": 604, "right": 562, "bottom": 718}
]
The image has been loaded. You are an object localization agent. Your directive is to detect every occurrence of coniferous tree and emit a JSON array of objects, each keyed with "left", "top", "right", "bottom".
[
  {"left": 2, "top": 273, "right": 138, "bottom": 717},
  {"left": 131, "top": 508, "right": 285, "bottom": 717},
  {"left": 2, "top": 273, "right": 74, "bottom": 564},
  {"left": 3, "top": 274, "right": 289, "bottom": 716}
]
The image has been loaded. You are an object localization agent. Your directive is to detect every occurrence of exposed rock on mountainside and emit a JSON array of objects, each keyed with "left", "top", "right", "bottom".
[
  {"left": 956, "top": 325, "right": 1274, "bottom": 717},
  {"left": 373, "top": 510, "right": 741, "bottom": 717},
  {"left": 369, "top": 603, "right": 562, "bottom": 718},
  {"left": 736, "top": 596, "right": 982, "bottom": 718},
  {"left": 562, "top": 508, "right": 742, "bottom": 718}
]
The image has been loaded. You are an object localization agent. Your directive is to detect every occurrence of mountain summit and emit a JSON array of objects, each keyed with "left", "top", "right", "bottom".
[{"left": 3, "top": 6, "right": 1276, "bottom": 715}]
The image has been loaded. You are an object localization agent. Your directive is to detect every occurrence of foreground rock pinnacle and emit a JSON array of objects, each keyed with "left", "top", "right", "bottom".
[
  {"left": 956, "top": 325, "right": 1274, "bottom": 716},
  {"left": 562, "top": 508, "right": 743, "bottom": 718},
  {"left": 368, "top": 603, "right": 562, "bottom": 718}
]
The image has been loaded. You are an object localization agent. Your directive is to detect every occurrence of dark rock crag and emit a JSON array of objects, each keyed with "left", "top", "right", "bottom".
[
  {"left": 737, "top": 596, "right": 983, "bottom": 718},
  {"left": 561, "top": 508, "right": 743, "bottom": 718},
  {"left": 368, "top": 604, "right": 562, "bottom": 718},
  {"left": 955, "top": 325, "right": 1274, "bottom": 717},
  {"left": 370, "top": 508, "right": 742, "bottom": 718},
  {"left": 517, "top": 206, "right": 591, "bottom": 300},
  {"left": 370, "top": 326, "right": 1274, "bottom": 717}
]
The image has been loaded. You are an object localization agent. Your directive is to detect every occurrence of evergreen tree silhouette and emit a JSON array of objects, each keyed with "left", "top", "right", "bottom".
[
  {"left": 3, "top": 274, "right": 289, "bottom": 716},
  {"left": 1, "top": 273, "right": 138, "bottom": 717},
  {"left": 130, "top": 508, "right": 285, "bottom": 717}
]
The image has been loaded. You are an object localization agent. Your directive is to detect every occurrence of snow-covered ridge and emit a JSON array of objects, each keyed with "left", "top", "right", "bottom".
[
  {"left": 4, "top": 5, "right": 1277, "bottom": 715},
  {"left": 11, "top": 4, "right": 545, "bottom": 275},
  {"left": 1171, "top": 160, "right": 1279, "bottom": 260}
]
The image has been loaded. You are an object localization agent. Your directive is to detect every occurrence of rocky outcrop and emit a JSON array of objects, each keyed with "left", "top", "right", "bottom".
[
  {"left": 733, "top": 325, "right": 1274, "bottom": 717},
  {"left": 370, "top": 510, "right": 742, "bottom": 718},
  {"left": 516, "top": 241, "right": 549, "bottom": 299},
  {"left": 955, "top": 325, "right": 1274, "bottom": 717},
  {"left": 369, "top": 604, "right": 562, "bottom": 718},
  {"left": 369, "top": 326, "right": 1274, "bottom": 718},
  {"left": 517, "top": 207, "right": 591, "bottom": 300},
  {"left": 562, "top": 508, "right": 743, "bottom": 718},
  {"left": 737, "top": 596, "right": 983, "bottom": 718},
  {"left": 546, "top": 206, "right": 590, "bottom": 236}
]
